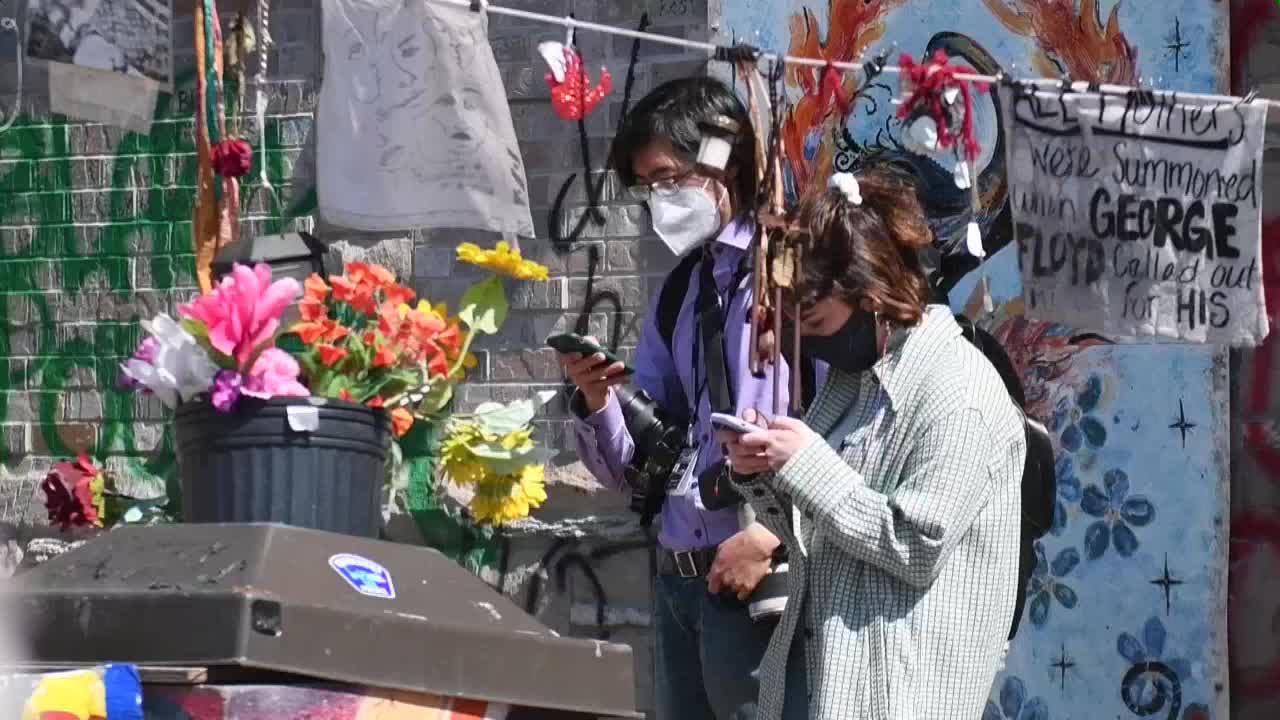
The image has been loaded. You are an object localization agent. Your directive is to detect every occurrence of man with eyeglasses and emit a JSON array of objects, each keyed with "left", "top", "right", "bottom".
[{"left": 554, "top": 76, "right": 792, "bottom": 719}]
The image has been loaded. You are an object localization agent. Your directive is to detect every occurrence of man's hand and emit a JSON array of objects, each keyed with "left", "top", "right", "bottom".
[
  {"left": 555, "top": 336, "right": 629, "bottom": 414},
  {"left": 708, "top": 522, "right": 781, "bottom": 601}
]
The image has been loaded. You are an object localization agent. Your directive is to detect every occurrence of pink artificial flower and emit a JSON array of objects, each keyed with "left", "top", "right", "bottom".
[
  {"left": 179, "top": 263, "right": 301, "bottom": 369},
  {"left": 242, "top": 348, "right": 310, "bottom": 399}
]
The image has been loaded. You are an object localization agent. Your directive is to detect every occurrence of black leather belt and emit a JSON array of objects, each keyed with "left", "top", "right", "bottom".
[{"left": 659, "top": 547, "right": 718, "bottom": 578}]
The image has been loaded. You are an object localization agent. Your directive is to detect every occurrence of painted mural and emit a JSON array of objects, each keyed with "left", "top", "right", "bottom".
[{"left": 717, "top": 1, "right": 1231, "bottom": 717}]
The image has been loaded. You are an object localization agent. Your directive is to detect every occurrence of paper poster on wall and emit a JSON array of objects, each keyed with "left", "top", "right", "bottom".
[
  {"left": 1002, "top": 85, "right": 1270, "bottom": 346},
  {"left": 25, "top": 0, "right": 173, "bottom": 132},
  {"left": 317, "top": 0, "right": 534, "bottom": 237}
]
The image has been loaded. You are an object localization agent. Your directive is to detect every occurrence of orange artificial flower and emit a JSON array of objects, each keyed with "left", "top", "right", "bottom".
[
  {"left": 299, "top": 297, "right": 326, "bottom": 321},
  {"left": 383, "top": 283, "right": 416, "bottom": 307},
  {"left": 292, "top": 318, "right": 348, "bottom": 344},
  {"left": 304, "top": 273, "right": 329, "bottom": 301},
  {"left": 291, "top": 321, "right": 326, "bottom": 344},
  {"left": 330, "top": 275, "right": 356, "bottom": 302},
  {"left": 345, "top": 262, "right": 397, "bottom": 289},
  {"left": 318, "top": 344, "right": 349, "bottom": 366},
  {"left": 373, "top": 345, "right": 397, "bottom": 369},
  {"left": 390, "top": 408, "right": 414, "bottom": 437},
  {"left": 339, "top": 389, "right": 353, "bottom": 401}
]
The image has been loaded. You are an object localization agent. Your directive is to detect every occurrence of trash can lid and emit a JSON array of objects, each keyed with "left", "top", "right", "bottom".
[{"left": 5, "top": 524, "right": 638, "bottom": 718}]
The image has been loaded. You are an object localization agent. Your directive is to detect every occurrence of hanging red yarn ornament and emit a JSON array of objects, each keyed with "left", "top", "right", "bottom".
[
  {"left": 211, "top": 138, "right": 253, "bottom": 178},
  {"left": 546, "top": 47, "right": 612, "bottom": 121},
  {"left": 895, "top": 50, "right": 989, "bottom": 162},
  {"left": 808, "top": 61, "right": 851, "bottom": 119}
]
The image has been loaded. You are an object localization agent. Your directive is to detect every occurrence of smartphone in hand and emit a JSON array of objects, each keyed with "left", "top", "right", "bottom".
[
  {"left": 710, "top": 412, "right": 765, "bottom": 435},
  {"left": 546, "top": 333, "right": 634, "bottom": 375}
]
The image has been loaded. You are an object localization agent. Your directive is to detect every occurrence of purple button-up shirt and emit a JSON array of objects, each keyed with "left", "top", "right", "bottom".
[{"left": 574, "top": 219, "right": 791, "bottom": 551}]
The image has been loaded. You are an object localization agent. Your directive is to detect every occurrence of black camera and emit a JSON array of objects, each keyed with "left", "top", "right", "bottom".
[
  {"left": 614, "top": 387, "right": 693, "bottom": 527},
  {"left": 610, "top": 388, "right": 789, "bottom": 623}
]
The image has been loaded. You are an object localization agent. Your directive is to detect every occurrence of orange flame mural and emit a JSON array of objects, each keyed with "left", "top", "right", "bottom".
[
  {"left": 980, "top": 0, "right": 1138, "bottom": 84},
  {"left": 782, "top": 0, "right": 906, "bottom": 192}
]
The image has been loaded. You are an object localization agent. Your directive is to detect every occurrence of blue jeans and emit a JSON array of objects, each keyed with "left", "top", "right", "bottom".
[{"left": 653, "top": 574, "right": 775, "bottom": 720}]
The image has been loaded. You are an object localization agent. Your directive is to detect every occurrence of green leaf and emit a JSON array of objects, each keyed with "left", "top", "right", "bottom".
[
  {"left": 467, "top": 444, "right": 550, "bottom": 475},
  {"left": 471, "top": 391, "right": 557, "bottom": 436},
  {"left": 181, "top": 319, "right": 209, "bottom": 340},
  {"left": 180, "top": 319, "right": 237, "bottom": 369},
  {"left": 458, "top": 277, "right": 508, "bottom": 335}
]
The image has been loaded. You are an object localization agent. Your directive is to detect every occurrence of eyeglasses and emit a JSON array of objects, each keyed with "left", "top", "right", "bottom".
[{"left": 626, "top": 167, "right": 699, "bottom": 202}]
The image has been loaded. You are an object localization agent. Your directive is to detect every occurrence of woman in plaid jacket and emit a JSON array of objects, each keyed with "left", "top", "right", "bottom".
[{"left": 718, "top": 168, "right": 1025, "bottom": 719}]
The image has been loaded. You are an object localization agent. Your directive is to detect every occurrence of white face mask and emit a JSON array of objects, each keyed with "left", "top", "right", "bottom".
[{"left": 648, "top": 182, "right": 726, "bottom": 257}]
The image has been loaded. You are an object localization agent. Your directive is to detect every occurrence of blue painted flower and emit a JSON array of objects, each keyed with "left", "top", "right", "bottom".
[
  {"left": 1052, "top": 374, "right": 1107, "bottom": 452},
  {"left": 1026, "top": 541, "right": 1079, "bottom": 628},
  {"left": 983, "top": 675, "right": 1049, "bottom": 720},
  {"left": 1050, "top": 455, "right": 1082, "bottom": 536},
  {"left": 1117, "top": 617, "right": 1193, "bottom": 715},
  {"left": 1081, "top": 468, "right": 1155, "bottom": 560}
]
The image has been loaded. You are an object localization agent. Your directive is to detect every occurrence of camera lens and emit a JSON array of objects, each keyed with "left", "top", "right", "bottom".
[{"left": 615, "top": 387, "right": 663, "bottom": 446}]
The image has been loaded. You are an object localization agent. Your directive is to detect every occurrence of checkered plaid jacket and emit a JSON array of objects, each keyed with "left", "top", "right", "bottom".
[{"left": 736, "top": 307, "right": 1025, "bottom": 719}]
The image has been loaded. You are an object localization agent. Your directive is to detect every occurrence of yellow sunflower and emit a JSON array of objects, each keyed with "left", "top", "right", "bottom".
[
  {"left": 468, "top": 464, "right": 547, "bottom": 526},
  {"left": 455, "top": 241, "right": 550, "bottom": 282}
]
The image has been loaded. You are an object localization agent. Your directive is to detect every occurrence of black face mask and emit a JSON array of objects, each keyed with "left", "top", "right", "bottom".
[{"left": 783, "top": 311, "right": 879, "bottom": 374}]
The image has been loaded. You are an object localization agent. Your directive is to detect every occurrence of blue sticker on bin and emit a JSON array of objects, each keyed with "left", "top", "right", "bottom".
[{"left": 329, "top": 553, "right": 396, "bottom": 599}]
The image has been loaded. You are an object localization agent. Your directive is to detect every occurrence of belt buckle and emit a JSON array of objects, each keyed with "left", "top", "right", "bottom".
[{"left": 674, "top": 551, "right": 698, "bottom": 578}]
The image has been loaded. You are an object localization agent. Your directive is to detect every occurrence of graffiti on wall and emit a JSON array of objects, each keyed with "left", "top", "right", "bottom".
[
  {"left": 718, "top": 0, "right": 1231, "bottom": 716},
  {"left": 0, "top": 68, "right": 313, "bottom": 501}
]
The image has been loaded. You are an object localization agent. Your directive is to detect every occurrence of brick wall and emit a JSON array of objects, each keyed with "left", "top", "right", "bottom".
[{"left": 0, "top": 0, "right": 715, "bottom": 711}]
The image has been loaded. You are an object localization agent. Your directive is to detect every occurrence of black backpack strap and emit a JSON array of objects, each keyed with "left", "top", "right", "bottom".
[{"left": 657, "top": 253, "right": 701, "bottom": 355}]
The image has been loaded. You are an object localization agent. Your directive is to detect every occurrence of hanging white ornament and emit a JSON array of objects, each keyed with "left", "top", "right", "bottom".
[
  {"left": 966, "top": 220, "right": 985, "bottom": 258},
  {"left": 538, "top": 41, "right": 568, "bottom": 84},
  {"left": 907, "top": 115, "right": 939, "bottom": 152},
  {"left": 953, "top": 158, "right": 972, "bottom": 190}
]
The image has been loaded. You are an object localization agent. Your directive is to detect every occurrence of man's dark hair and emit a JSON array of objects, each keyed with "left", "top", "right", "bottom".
[{"left": 610, "top": 75, "right": 758, "bottom": 216}]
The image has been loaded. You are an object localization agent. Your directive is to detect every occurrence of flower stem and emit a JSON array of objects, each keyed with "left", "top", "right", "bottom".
[{"left": 448, "top": 327, "right": 478, "bottom": 379}]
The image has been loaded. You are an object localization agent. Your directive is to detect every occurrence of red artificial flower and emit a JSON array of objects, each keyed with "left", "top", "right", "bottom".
[
  {"left": 41, "top": 453, "right": 102, "bottom": 530},
  {"left": 367, "top": 396, "right": 386, "bottom": 409},
  {"left": 373, "top": 345, "right": 397, "bottom": 369},
  {"left": 318, "top": 344, "right": 349, "bottom": 367},
  {"left": 211, "top": 139, "right": 254, "bottom": 178},
  {"left": 339, "top": 389, "right": 353, "bottom": 401}
]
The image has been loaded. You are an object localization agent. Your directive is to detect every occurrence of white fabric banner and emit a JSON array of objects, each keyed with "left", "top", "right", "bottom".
[
  {"left": 318, "top": 0, "right": 534, "bottom": 237},
  {"left": 1001, "top": 84, "right": 1270, "bottom": 346}
]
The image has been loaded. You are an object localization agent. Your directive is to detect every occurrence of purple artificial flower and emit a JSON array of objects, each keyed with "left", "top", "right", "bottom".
[
  {"left": 134, "top": 336, "right": 160, "bottom": 364},
  {"left": 118, "top": 336, "right": 161, "bottom": 390},
  {"left": 211, "top": 370, "right": 244, "bottom": 413}
]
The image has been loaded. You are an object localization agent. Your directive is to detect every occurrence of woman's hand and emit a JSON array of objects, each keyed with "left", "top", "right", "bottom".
[
  {"left": 555, "top": 336, "right": 628, "bottom": 414},
  {"left": 717, "top": 409, "right": 817, "bottom": 476}
]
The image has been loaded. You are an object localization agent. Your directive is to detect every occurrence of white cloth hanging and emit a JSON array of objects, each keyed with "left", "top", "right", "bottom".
[{"left": 317, "top": 0, "right": 534, "bottom": 235}]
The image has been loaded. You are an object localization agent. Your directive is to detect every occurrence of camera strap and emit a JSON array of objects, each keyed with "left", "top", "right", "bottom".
[{"left": 695, "top": 252, "right": 736, "bottom": 416}]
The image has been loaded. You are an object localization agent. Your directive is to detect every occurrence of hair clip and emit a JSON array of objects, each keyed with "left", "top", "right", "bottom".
[{"left": 828, "top": 173, "right": 863, "bottom": 206}]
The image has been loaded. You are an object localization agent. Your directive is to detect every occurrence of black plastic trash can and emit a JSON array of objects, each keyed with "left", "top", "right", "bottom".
[{"left": 174, "top": 396, "right": 390, "bottom": 538}]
